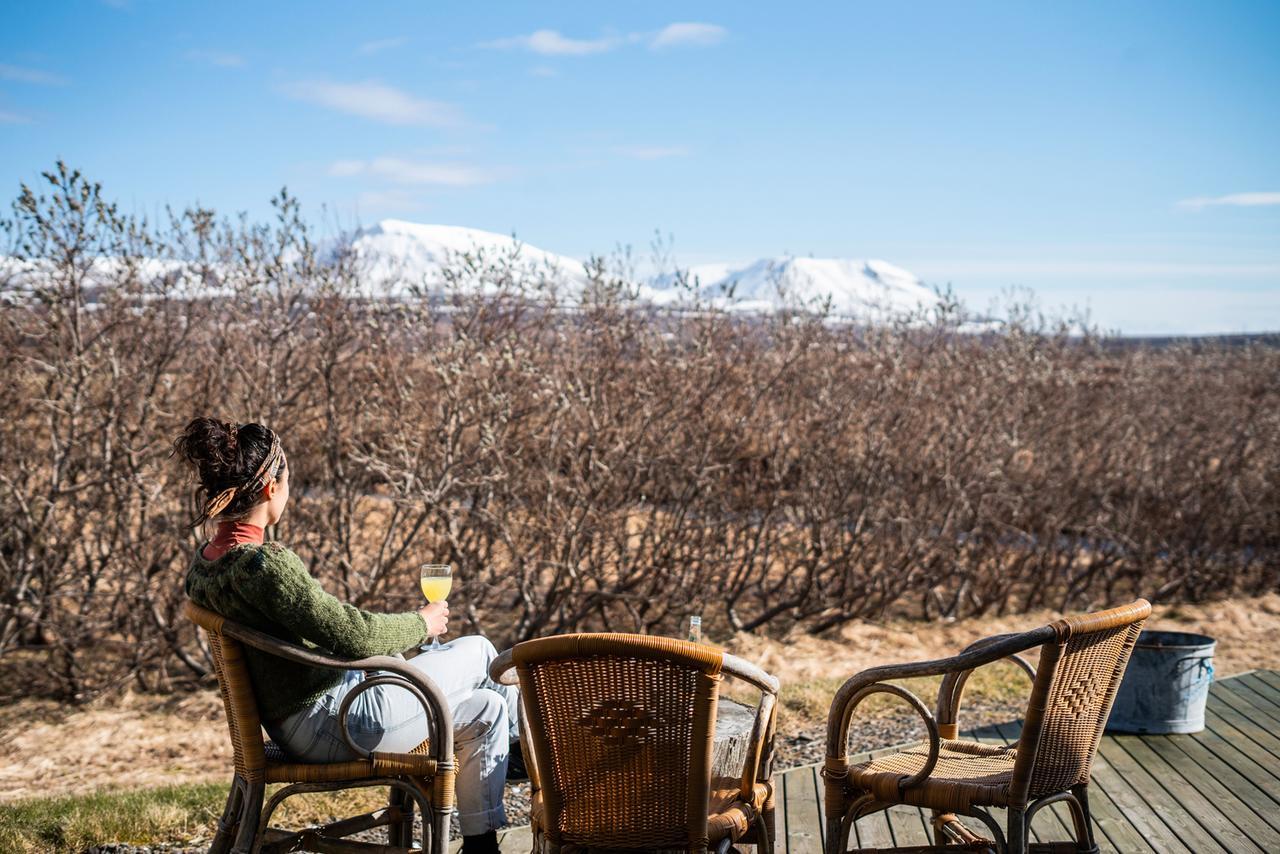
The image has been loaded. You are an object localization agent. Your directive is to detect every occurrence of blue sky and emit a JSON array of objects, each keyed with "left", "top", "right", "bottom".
[{"left": 2, "top": 1, "right": 1278, "bottom": 333}]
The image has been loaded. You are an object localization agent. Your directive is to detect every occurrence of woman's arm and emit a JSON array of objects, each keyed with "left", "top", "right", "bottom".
[{"left": 249, "top": 545, "right": 428, "bottom": 658}]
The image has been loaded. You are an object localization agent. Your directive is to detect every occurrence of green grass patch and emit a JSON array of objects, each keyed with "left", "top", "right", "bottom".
[
  {"left": 0, "top": 781, "right": 394, "bottom": 852},
  {"left": 0, "top": 782, "right": 226, "bottom": 853}
]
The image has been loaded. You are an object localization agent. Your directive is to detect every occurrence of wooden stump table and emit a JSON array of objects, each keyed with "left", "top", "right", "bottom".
[{"left": 712, "top": 697, "right": 759, "bottom": 780}]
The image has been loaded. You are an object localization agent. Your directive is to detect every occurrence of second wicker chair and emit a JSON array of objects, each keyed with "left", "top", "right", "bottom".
[{"left": 822, "top": 599, "right": 1150, "bottom": 854}]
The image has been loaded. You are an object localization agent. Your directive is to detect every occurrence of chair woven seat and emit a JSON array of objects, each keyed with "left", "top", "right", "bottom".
[{"left": 847, "top": 739, "right": 1017, "bottom": 812}]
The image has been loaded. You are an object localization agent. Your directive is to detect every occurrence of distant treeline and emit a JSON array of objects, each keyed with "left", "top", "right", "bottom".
[{"left": 2, "top": 164, "right": 1277, "bottom": 702}]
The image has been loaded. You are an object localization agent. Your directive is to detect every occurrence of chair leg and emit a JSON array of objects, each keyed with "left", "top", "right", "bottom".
[
  {"left": 426, "top": 803, "right": 450, "bottom": 854},
  {"left": 209, "top": 776, "right": 244, "bottom": 854},
  {"left": 387, "top": 786, "right": 408, "bottom": 847},
  {"left": 1006, "top": 807, "right": 1028, "bottom": 854},
  {"left": 1069, "top": 784, "right": 1100, "bottom": 854},
  {"left": 231, "top": 777, "right": 265, "bottom": 854},
  {"left": 760, "top": 799, "right": 776, "bottom": 854}
]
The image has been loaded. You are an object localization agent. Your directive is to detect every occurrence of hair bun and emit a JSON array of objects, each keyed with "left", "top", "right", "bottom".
[{"left": 173, "top": 417, "right": 241, "bottom": 484}]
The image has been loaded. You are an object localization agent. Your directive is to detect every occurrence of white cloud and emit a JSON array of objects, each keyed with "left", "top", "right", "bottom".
[
  {"left": 327, "top": 160, "right": 367, "bottom": 177},
  {"left": 0, "top": 110, "right": 33, "bottom": 124},
  {"left": 357, "top": 189, "right": 426, "bottom": 212},
  {"left": 328, "top": 157, "right": 497, "bottom": 187},
  {"left": 615, "top": 145, "right": 690, "bottom": 160},
  {"left": 280, "top": 80, "right": 462, "bottom": 127},
  {"left": 0, "top": 63, "right": 67, "bottom": 86},
  {"left": 482, "top": 29, "right": 623, "bottom": 56},
  {"left": 483, "top": 24, "right": 727, "bottom": 55},
  {"left": 357, "top": 37, "right": 409, "bottom": 56},
  {"left": 184, "top": 50, "right": 245, "bottom": 68},
  {"left": 650, "top": 23, "right": 726, "bottom": 49},
  {"left": 1177, "top": 192, "right": 1280, "bottom": 210}
]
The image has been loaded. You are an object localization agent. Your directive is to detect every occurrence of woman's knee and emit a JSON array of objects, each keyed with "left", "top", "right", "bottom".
[{"left": 454, "top": 688, "right": 509, "bottom": 740}]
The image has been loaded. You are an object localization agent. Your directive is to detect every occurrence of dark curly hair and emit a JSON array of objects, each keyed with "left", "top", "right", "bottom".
[{"left": 172, "top": 417, "right": 285, "bottom": 522}]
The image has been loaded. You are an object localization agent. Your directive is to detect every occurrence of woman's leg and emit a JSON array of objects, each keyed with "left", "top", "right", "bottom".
[
  {"left": 410, "top": 635, "right": 520, "bottom": 741},
  {"left": 351, "top": 637, "right": 519, "bottom": 835},
  {"left": 450, "top": 687, "right": 510, "bottom": 835}
]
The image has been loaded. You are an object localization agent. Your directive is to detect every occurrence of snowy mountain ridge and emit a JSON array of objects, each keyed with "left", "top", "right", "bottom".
[{"left": 350, "top": 219, "right": 937, "bottom": 317}]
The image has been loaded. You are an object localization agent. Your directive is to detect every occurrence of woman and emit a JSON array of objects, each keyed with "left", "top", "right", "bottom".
[{"left": 176, "top": 417, "right": 518, "bottom": 854}]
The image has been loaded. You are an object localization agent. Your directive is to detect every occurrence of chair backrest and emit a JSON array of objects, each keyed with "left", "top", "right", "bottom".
[
  {"left": 185, "top": 600, "right": 269, "bottom": 782},
  {"left": 512, "top": 633, "right": 725, "bottom": 853},
  {"left": 1011, "top": 599, "right": 1150, "bottom": 804}
]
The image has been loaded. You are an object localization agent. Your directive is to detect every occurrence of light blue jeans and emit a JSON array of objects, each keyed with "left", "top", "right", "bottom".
[{"left": 265, "top": 635, "right": 520, "bottom": 835}]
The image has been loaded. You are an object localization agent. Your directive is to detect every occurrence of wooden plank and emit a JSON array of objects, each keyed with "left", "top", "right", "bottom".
[
  {"left": 1072, "top": 763, "right": 1161, "bottom": 854},
  {"left": 1216, "top": 679, "right": 1280, "bottom": 727},
  {"left": 498, "top": 824, "right": 532, "bottom": 852},
  {"left": 782, "top": 765, "right": 824, "bottom": 854},
  {"left": 1254, "top": 670, "right": 1280, "bottom": 694},
  {"left": 1195, "top": 713, "right": 1280, "bottom": 796},
  {"left": 1206, "top": 692, "right": 1280, "bottom": 765},
  {"left": 774, "top": 763, "right": 788, "bottom": 854},
  {"left": 884, "top": 805, "right": 932, "bottom": 848},
  {"left": 1233, "top": 672, "right": 1280, "bottom": 714},
  {"left": 1095, "top": 736, "right": 1223, "bottom": 852},
  {"left": 1089, "top": 742, "right": 1195, "bottom": 853},
  {"left": 1152, "top": 731, "right": 1280, "bottom": 840},
  {"left": 1113, "top": 735, "right": 1264, "bottom": 853}
]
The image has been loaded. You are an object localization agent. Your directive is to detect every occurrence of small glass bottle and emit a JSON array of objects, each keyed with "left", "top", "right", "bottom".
[{"left": 687, "top": 615, "right": 703, "bottom": 644}]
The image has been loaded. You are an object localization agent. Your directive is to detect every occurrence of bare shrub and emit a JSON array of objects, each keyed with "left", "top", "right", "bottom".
[{"left": 1, "top": 165, "right": 1276, "bottom": 702}]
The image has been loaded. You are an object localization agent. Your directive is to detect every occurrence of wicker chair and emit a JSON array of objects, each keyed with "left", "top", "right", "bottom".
[
  {"left": 822, "top": 599, "right": 1150, "bottom": 854},
  {"left": 489, "top": 633, "right": 780, "bottom": 854},
  {"left": 184, "top": 600, "right": 457, "bottom": 854}
]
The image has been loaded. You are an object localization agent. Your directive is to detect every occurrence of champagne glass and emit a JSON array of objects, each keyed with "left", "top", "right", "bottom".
[{"left": 419, "top": 563, "right": 453, "bottom": 651}]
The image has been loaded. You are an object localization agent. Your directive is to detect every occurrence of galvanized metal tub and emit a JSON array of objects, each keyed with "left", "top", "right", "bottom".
[{"left": 1106, "top": 630, "right": 1216, "bottom": 734}]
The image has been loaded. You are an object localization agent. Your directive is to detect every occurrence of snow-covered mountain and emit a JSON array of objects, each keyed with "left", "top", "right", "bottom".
[
  {"left": 666, "top": 257, "right": 936, "bottom": 317},
  {"left": 2, "top": 218, "right": 940, "bottom": 320},
  {"left": 347, "top": 219, "right": 593, "bottom": 297},
  {"left": 348, "top": 219, "right": 936, "bottom": 318}
]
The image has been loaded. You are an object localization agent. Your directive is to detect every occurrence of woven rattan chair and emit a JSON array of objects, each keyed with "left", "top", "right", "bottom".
[
  {"left": 822, "top": 599, "right": 1150, "bottom": 854},
  {"left": 185, "top": 600, "right": 457, "bottom": 854},
  {"left": 489, "top": 633, "right": 780, "bottom": 854}
]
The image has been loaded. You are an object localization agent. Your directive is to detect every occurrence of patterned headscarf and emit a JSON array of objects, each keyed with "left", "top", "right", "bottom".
[{"left": 193, "top": 427, "right": 285, "bottom": 526}]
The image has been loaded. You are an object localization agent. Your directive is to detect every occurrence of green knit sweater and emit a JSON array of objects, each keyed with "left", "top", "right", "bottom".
[{"left": 185, "top": 542, "right": 428, "bottom": 722}]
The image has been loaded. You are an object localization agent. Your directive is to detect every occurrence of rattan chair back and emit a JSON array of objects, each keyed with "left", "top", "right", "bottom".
[
  {"left": 1010, "top": 599, "right": 1149, "bottom": 803},
  {"left": 186, "top": 600, "right": 269, "bottom": 782},
  {"left": 512, "top": 633, "right": 725, "bottom": 851}
]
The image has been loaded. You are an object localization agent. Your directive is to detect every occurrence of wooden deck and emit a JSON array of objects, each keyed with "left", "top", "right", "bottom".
[{"left": 486, "top": 669, "right": 1280, "bottom": 853}]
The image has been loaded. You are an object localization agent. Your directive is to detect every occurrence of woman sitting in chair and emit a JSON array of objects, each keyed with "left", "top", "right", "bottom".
[{"left": 176, "top": 417, "right": 519, "bottom": 854}]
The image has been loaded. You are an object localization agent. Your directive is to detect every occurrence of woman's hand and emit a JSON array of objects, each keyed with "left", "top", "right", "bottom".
[{"left": 419, "top": 601, "right": 449, "bottom": 638}]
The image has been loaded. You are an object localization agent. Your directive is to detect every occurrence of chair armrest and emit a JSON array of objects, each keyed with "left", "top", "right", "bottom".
[
  {"left": 722, "top": 653, "right": 781, "bottom": 695},
  {"left": 824, "top": 625, "right": 1053, "bottom": 767},
  {"left": 721, "top": 654, "right": 780, "bottom": 801},
  {"left": 489, "top": 647, "right": 517, "bottom": 685},
  {"left": 219, "top": 619, "right": 454, "bottom": 763}
]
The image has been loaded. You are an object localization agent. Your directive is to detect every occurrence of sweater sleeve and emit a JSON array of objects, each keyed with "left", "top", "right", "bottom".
[{"left": 250, "top": 546, "right": 428, "bottom": 658}]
